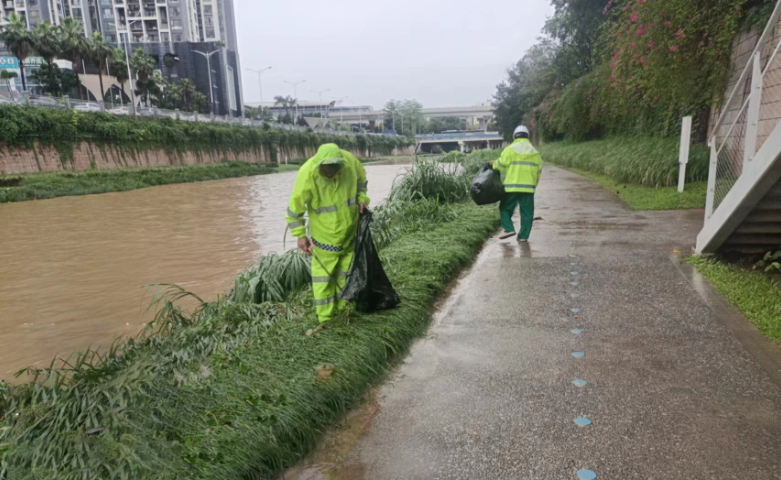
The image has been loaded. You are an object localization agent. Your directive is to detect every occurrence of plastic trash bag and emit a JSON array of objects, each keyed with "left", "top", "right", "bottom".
[
  {"left": 470, "top": 164, "right": 505, "bottom": 205},
  {"left": 340, "top": 211, "right": 400, "bottom": 313}
]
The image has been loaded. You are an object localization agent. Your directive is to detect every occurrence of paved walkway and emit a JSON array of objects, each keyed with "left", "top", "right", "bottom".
[{"left": 286, "top": 167, "right": 781, "bottom": 480}]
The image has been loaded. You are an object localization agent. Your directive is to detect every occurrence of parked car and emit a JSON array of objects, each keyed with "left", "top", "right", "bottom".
[
  {"left": 73, "top": 102, "right": 102, "bottom": 113},
  {"left": 28, "top": 96, "right": 59, "bottom": 107},
  {"left": 108, "top": 106, "right": 131, "bottom": 115}
]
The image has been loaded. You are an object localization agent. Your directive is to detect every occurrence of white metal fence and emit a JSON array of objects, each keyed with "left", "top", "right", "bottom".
[
  {"left": 0, "top": 94, "right": 386, "bottom": 136},
  {"left": 707, "top": 0, "right": 781, "bottom": 217}
]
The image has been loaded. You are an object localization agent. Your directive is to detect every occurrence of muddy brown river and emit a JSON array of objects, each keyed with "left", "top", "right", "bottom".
[{"left": 0, "top": 163, "right": 409, "bottom": 379}]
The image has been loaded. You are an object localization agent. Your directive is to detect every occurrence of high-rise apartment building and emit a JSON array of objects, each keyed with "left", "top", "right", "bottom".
[
  {"left": 0, "top": 0, "right": 243, "bottom": 116},
  {"left": 1, "top": 0, "right": 238, "bottom": 50}
]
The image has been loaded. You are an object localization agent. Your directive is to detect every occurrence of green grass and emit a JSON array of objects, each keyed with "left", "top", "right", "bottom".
[
  {"left": 538, "top": 137, "right": 710, "bottom": 187},
  {"left": 0, "top": 162, "right": 299, "bottom": 204},
  {"left": 686, "top": 255, "right": 781, "bottom": 342},
  {"left": 0, "top": 161, "right": 500, "bottom": 480}
]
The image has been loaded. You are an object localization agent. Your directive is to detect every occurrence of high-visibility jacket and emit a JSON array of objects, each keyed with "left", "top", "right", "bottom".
[
  {"left": 286, "top": 144, "right": 370, "bottom": 251},
  {"left": 493, "top": 138, "right": 543, "bottom": 194}
]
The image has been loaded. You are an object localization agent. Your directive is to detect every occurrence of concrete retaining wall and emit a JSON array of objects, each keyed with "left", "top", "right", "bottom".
[{"left": 0, "top": 142, "right": 416, "bottom": 175}]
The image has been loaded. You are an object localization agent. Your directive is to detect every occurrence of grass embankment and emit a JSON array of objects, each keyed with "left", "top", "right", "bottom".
[
  {"left": 686, "top": 256, "right": 781, "bottom": 342},
  {"left": 539, "top": 137, "right": 710, "bottom": 210},
  {"left": 0, "top": 159, "right": 499, "bottom": 479},
  {"left": 0, "top": 162, "right": 299, "bottom": 204}
]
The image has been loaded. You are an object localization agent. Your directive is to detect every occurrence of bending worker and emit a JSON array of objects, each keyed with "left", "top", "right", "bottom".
[
  {"left": 492, "top": 125, "right": 543, "bottom": 242},
  {"left": 286, "top": 143, "right": 369, "bottom": 323}
]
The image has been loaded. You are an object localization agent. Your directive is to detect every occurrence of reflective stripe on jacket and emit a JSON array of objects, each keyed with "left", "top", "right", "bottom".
[
  {"left": 493, "top": 138, "right": 543, "bottom": 193},
  {"left": 285, "top": 143, "right": 370, "bottom": 248}
]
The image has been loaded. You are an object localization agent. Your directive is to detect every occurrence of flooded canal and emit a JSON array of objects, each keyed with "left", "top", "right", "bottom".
[{"left": 0, "top": 163, "right": 409, "bottom": 379}]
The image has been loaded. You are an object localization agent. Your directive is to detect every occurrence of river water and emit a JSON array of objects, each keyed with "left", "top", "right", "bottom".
[{"left": 0, "top": 163, "right": 409, "bottom": 379}]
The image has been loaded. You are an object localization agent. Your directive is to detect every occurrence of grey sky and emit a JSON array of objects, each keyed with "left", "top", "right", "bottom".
[{"left": 235, "top": 0, "right": 554, "bottom": 109}]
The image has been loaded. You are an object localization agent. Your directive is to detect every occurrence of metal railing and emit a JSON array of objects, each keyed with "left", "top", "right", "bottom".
[
  {"left": 706, "top": 0, "right": 781, "bottom": 218},
  {"left": 0, "top": 93, "right": 397, "bottom": 137}
]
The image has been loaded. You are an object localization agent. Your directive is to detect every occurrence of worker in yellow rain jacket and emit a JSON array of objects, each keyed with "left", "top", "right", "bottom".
[
  {"left": 491, "top": 125, "right": 543, "bottom": 242},
  {"left": 286, "top": 143, "right": 369, "bottom": 323}
]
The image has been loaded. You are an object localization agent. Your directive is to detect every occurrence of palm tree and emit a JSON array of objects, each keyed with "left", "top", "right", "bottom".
[
  {"left": 0, "top": 14, "right": 34, "bottom": 92},
  {"left": 86, "top": 32, "right": 113, "bottom": 103},
  {"left": 110, "top": 49, "right": 129, "bottom": 105},
  {"left": 31, "top": 22, "right": 60, "bottom": 67},
  {"left": 59, "top": 17, "right": 88, "bottom": 99},
  {"left": 274, "top": 95, "right": 297, "bottom": 119},
  {"left": 130, "top": 48, "right": 156, "bottom": 106}
]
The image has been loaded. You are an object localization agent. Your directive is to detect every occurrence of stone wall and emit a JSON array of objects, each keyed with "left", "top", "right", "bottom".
[{"left": 0, "top": 142, "right": 416, "bottom": 175}]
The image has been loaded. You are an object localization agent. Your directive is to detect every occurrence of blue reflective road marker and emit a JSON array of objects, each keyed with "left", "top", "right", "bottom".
[
  {"left": 572, "top": 352, "right": 585, "bottom": 358},
  {"left": 571, "top": 329, "right": 583, "bottom": 335},
  {"left": 571, "top": 281, "right": 580, "bottom": 286},
  {"left": 574, "top": 418, "right": 592, "bottom": 426},
  {"left": 572, "top": 379, "right": 587, "bottom": 387},
  {"left": 571, "top": 308, "right": 581, "bottom": 313},
  {"left": 571, "top": 272, "right": 579, "bottom": 276},
  {"left": 577, "top": 469, "right": 597, "bottom": 480},
  {"left": 571, "top": 293, "right": 582, "bottom": 298}
]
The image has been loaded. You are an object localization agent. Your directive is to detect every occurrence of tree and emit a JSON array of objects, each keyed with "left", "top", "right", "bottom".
[
  {"left": 29, "top": 63, "right": 77, "bottom": 97},
  {"left": 110, "top": 49, "right": 129, "bottom": 104},
  {"left": 59, "top": 17, "right": 88, "bottom": 100},
  {"left": 384, "top": 99, "right": 424, "bottom": 136},
  {"left": 130, "top": 48, "right": 156, "bottom": 106},
  {"left": 0, "top": 14, "right": 34, "bottom": 92},
  {"left": 1, "top": 70, "right": 18, "bottom": 96},
  {"left": 86, "top": 32, "right": 114, "bottom": 103},
  {"left": 544, "top": 0, "right": 609, "bottom": 82},
  {"left": 274, "top": 95, "right": 296, "bottom": 119},
  {"left": 31, "top": 22, "right": 60, "bottom": 67}
]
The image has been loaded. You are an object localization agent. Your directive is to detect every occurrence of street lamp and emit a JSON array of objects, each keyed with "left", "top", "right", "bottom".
[
  {"left": 334, "top": 96, "right": 348, "bottom": 126},
  {"left": 284, "top": 79, "right": 305, "bottom": 119},
  {"left": 121, "top": 20, "right": 143, "bottom": 115},
  {"left": 311, "top": 88, "right": 329, "bottom": 117},
  {"left": 194, "top": 49, "right": 220, "bottom": 114},
  {"left": 247, "top": 66, "right": 271, "bottom": 104}
]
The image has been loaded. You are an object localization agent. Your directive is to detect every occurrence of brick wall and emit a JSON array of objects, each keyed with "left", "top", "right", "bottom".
[{"left": 0, "top": 142, "right": 416, "bottom": 175}]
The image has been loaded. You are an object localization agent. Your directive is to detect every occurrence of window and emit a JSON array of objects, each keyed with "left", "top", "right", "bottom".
[
  {"left": 205, "top": 29, "right": 214, "bottom": 38},
  {"left": 203, "top": 5, "right": 211, "bottom": 14},
  {"left": 227, "top": 66, "right": 236, "bottom": 111}
]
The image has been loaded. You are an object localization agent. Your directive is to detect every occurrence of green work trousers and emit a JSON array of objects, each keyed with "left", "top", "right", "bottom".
[{"left": 500, "top": 192, "right": 535, "bottom": 240}]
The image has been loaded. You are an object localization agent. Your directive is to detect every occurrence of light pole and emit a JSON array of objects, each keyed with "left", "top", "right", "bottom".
[
  {"left": 247, "top": 66, "right": 271, "bottom": 104},
  {"left": 311, "top": 88, "right": 329, "bottom": 117},
  {"left": 122, "top": 20, "right": 142, "bottom": 115},
  {"left": 194, "top": 49, "right": 219, "bottom": 115},
  {"left": 335, "top": 96, "right": 348, "bottom": 127},
  {"left": 284, "top": 79, "right": 305, "bottom": 120}
]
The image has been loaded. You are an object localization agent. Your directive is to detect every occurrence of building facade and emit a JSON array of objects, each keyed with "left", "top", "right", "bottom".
[{"left": 0, "top": 0, "right": 243, "bottom": 116}]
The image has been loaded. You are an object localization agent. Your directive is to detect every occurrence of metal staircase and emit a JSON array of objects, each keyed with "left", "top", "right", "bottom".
[{"left": 697, "top": 0, "right": 781, "bottom": 254}]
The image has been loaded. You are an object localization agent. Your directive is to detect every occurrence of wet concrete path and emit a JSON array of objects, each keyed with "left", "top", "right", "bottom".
[{"left": 286, "top": 166, "right": 781, "bottom": 480}]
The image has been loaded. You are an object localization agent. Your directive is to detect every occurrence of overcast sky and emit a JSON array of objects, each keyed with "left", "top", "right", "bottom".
[{"left": 234, "top": 0, "right": 554, "bottom": 109}]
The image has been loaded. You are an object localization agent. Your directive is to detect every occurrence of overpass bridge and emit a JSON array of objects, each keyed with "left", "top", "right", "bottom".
[{"left": 416, "top": 131, "right": 505, "bottom": 153}]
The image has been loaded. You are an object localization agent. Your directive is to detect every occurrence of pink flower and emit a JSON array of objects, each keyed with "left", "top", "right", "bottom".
[
  {"left": 676, "top": 30, "right": 685, "bottom": 39},
  {"left": 665, "top": 21, "right": 672, "bottom": 28},
  {"left": 669, "top": 45, "right": 678, "bottom": 52},
  {"left": 640, "top": 56, "right": 647, "bottom": 64},
  {"left": 637, "top": 25, "right": 647, "bottom": 37},
  {"left": 648, "top": 40, "right": 656, "bottom": 49},
  {"left": 630, "top": 42, "right": 636, "bottom": 49},
  {"left": 610, "top": 61, "right": 616, "bottom": 68},
  {"left": 637, "top": 0, "right": 645, "bottom": 3},
  {"left": 629, "top": 11, "right": 639, "bottom": 22}
]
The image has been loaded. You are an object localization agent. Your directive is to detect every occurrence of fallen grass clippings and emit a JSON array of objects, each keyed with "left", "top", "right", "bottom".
[{"left": 686, "top": 255, "right": 781, "bottom": 342}]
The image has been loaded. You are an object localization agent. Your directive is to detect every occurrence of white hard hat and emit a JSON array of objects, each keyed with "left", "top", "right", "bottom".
[{"left": 514, "top": 125, "right": 530, "bottom": 136}]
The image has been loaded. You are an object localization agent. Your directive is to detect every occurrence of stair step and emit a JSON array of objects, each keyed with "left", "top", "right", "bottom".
[
  {"left": 746, "top": 210, "right": 781, "bottom": 222},
  {"left": 725, "top": 233, "right": 781, "bottom": 245},
  {"left": 736, "top": 222, "right": 781, "bottom": 234}
]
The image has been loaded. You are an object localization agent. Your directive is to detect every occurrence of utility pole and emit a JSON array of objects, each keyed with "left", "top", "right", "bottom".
[
  {"left": 311, "top": 88, "right": 330, "bottom": 117},
  {"left": 122, "top": 21, "right": 142, "bottom": 115},
  {"left": 284, "top": 79, "right": 306, "bottom": 120},
  {"left": 247, "top": 66, "right": 272, "bottom": 104},
  {"left": 335, "top": 96, "right": 348, "bottom": 127},
  {"left": 194, "top": 49, "right": 220, "bottom": 115}
]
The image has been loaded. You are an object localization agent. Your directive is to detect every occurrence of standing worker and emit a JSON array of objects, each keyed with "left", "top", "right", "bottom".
[
  {"left": 492, "top": 125, "right": 543, "bottom": 242},
  {"left": 286, "top": 143, "right": 370, "bottom": 323}
]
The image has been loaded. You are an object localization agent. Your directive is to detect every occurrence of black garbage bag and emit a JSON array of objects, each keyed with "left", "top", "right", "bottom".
[
  {"left": 470, "top": 164, "right": 505, "bottom": 205},
  {"left": 340, "top": 211, "right": 400, "bottom": 313}
]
